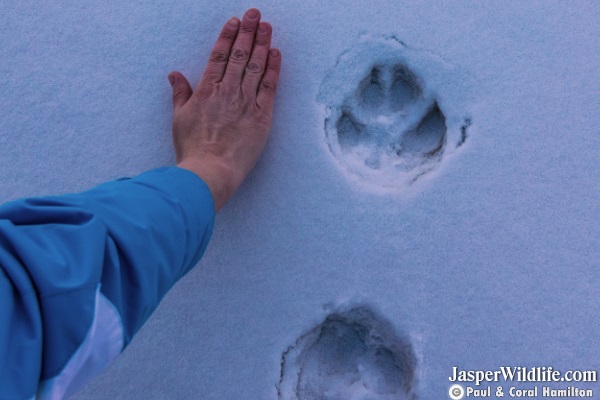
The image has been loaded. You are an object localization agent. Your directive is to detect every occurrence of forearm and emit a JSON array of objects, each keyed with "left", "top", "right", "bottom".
[{"left": 0, "top": 167, "right": 214, "bottom": 399}]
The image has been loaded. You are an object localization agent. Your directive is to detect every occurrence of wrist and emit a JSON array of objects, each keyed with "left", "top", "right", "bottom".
[{"left": 176, "top": 156, "right": 235, "bottom": 212}]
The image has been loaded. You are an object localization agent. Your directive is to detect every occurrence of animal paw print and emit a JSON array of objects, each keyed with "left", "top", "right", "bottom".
[
  {"left": 319, "top": 36, "right": 470, "bottom": 189},
  {"left": 277, "top": 306, "right": 417, "bottom": 400}
]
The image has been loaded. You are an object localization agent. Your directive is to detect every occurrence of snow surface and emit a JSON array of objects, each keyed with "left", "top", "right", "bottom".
[{"left": 1, "top": 1, "right": 599, "bottom": 399}]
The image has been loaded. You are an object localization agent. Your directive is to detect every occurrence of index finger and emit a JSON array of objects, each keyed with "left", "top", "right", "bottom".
[{"left": 199, "top": 17, "right": 241, "bottom": 86}]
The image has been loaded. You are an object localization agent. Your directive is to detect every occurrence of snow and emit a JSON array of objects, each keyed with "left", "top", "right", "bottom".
[{"left": 1, "top": 1, "right": 598, "bottom": 399}]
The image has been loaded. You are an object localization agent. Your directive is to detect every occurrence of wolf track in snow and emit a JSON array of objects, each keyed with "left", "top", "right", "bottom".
[
  {"left": 319, "top": 35, "right": 471, "bottom": 189},
  {"left": 278, "top": 306, "right": 417, "bottom": 400}
]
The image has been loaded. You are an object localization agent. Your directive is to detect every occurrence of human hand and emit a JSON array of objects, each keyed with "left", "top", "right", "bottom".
[{"left": 168, "top": 8, "right": 281, "bottom": 211}]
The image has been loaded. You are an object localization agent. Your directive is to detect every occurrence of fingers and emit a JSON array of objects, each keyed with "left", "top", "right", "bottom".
[
  {"left": 241, "top": 21, "right": 272, "bottom": 96},
  {"left": 198, "top": 7, "right": 281, "bottom": 111},
  {"left": 222, "top": 8, "right": 261, "bottom": 86},
  {"left": 256, "top": 48, "right": 282, "bottom": 111},
  {"left": 200, "top": 17, "right": 241, "bottom": 85},
  {"left": 168, "top": 71, "right": 193, "bottom": 112}
]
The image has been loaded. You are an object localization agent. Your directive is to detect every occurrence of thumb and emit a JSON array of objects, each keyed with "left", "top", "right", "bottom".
[{"left": 168, "top": 71, "right": 193, "bottom": 112}]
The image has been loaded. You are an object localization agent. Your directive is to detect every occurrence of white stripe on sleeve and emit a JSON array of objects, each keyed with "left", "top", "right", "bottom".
[{"left": 37, "top": 286, "right": 124, "bottom": 400}]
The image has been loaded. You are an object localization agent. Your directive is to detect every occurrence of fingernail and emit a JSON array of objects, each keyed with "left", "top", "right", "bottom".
[
  {"left": 258, "top": 22, "right": 268, "bottom": 33},
  {"left": 269, "top": 48, "right": 280, "bottom": 58},
  {"left": 246, "top": 9, "right": 259, "bottom": 19},
  {"left": 168, "top": 74, "right": 176, "bottom": 87},
  {"left": 228, "top": 17, "right": 240, "bottom": 28}
]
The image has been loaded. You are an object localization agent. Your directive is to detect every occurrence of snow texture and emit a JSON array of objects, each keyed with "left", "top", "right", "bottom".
[{"left": 0, "top": 1, "right": 599, "bottom": 399}]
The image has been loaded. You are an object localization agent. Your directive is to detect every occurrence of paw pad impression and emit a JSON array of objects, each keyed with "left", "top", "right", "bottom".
[
  {"left": 318, "top": 35, "right": 471, "bottom": 189},
  {"left": 278, "top": 306, "right": 417, "bottom": 400}
]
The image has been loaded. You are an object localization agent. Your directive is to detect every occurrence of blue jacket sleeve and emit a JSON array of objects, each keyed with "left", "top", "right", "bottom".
[{"left": 0, "top": 167, "right": 215, "bottom": 400}]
